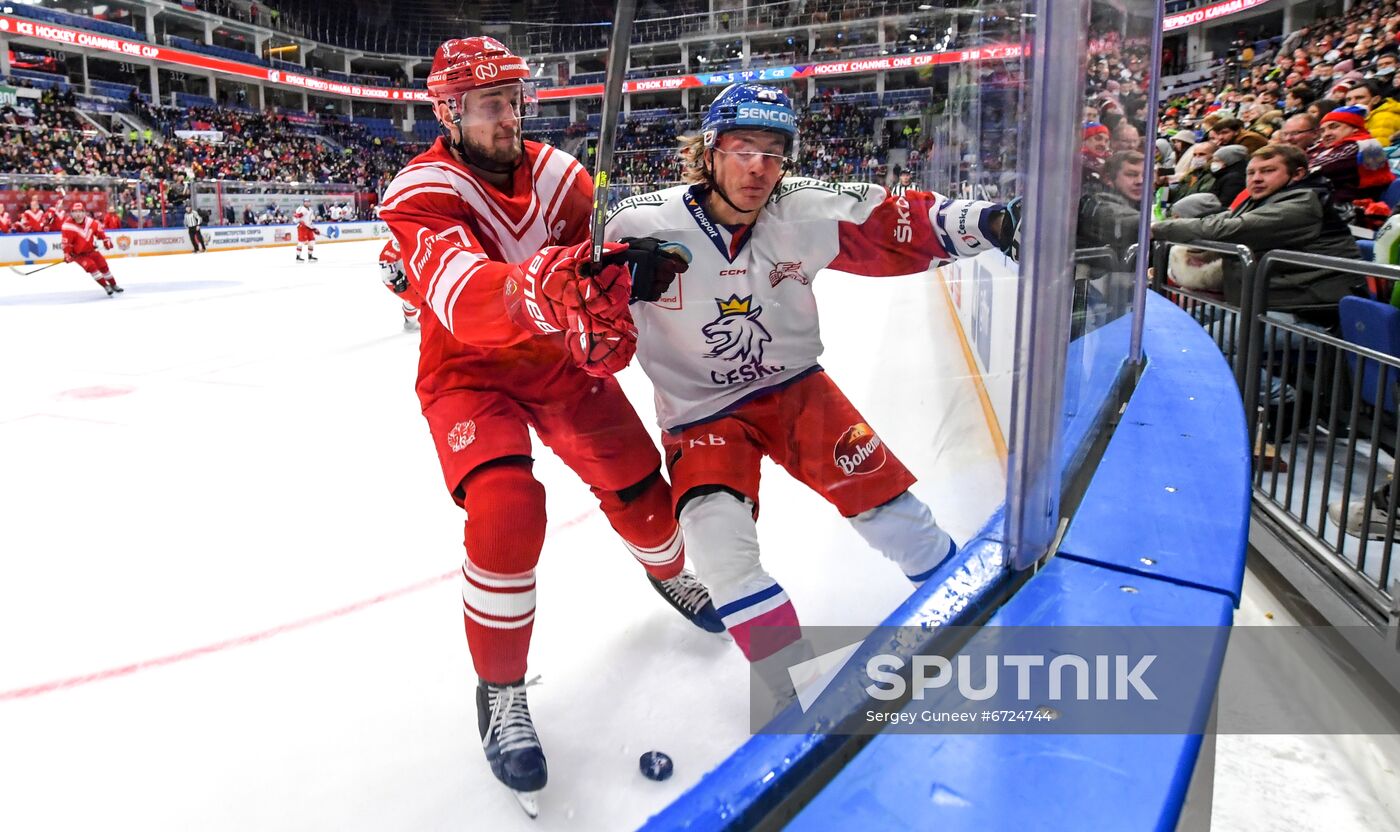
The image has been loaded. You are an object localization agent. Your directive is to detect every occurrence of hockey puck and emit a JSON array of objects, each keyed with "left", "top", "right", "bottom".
[{"left": 639, "top": 750, "right": 673, "bottom": 781}]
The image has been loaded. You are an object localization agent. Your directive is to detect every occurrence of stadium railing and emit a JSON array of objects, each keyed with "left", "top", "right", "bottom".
[{"left": 1150, "top": 240, "right": 1400, "bottom": 692}]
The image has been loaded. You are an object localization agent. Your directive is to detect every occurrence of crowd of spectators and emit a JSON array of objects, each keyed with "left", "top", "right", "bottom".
[
  {"left": 1072, "top": 2, "right": 1400, "bottom": 330},
  {"left": 0, "top": 81, "right": 416, "bottom": 228}
]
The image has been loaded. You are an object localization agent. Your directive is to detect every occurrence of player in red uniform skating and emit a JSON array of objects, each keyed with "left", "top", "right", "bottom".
[
  {"left": 60, "top": 201, "right": 122, "bottom": 296},
  {"left": 377, "top": 237, "right": 420, "bottom": 331},
  {"left": 19, "top": 195, "right": 49, "bottom": 233},
  {"left": 293, "top": 199, "right": 318, "bottom": 262},
  {"left": 376, "top": 36, "right": 720, "bottom": 815}
]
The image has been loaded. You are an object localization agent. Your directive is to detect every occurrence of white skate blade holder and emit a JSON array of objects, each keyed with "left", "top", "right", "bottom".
[{"left": 511, "top": 789, "right": 540, "bottom": 819}]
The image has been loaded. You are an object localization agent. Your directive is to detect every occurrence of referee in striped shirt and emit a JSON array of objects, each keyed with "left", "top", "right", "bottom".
[{"left": 890, "top": 169, "right": 914, "bottom": 196}]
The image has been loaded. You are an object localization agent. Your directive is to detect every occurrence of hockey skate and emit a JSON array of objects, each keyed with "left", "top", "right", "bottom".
[
  {"left": 100, "top": 282, "right": 114, "bottom": 297},
  {"left": 110, "top": 283, "right": 124, "bottom": 293},
  {"left": 477, "top": 677, "right": 547, "bottom": 818},
  {"left": 307, "top": 253, "right": 318, "bottom": 262},
  {"left": 403, "top": 318, "right": 420, "bottom": 331},
  {"left": 648, "top": 569, "right": 725, "bottom": 633},
  {"left": 296, "top": 254, "right": 305, "bottom": 262}
]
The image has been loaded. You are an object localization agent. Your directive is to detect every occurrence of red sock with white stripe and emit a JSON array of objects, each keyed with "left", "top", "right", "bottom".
[
  {"left": 460, "top": 462, "right": 547, "bottom": 683},
  {"left": 594, "top": 471, "right": 685, "bottom": 580}
]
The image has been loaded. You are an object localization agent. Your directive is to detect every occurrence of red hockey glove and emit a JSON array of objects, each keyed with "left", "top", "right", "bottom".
[
  {"left": 564, "top": 312, "right": 638, "bottom": 378},
  {"left": 102, "top": 238, "right": 114, "bottom": 251},
  {"left": 504, "top": 240, "right": 632, "bottom": 335}
]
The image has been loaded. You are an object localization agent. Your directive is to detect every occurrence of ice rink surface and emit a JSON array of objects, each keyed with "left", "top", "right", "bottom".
[{"left": 0, "top": 239, "right": 1395, "bottom": 831}]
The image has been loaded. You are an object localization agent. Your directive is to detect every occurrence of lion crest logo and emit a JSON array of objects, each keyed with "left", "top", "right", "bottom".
[{"left": 703, "top": 295, "right": 771, "bottom": 364}]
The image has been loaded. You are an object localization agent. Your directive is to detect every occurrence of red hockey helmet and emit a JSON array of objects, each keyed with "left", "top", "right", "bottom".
[
  {"left": 428, "top": 37, "right": 529, "bottom": 98},
  {"left": 70, "top": 200, "right": 86, "bottom": 212},
  {"left": 427, "top": 37, "right": 537, "bottom": 128}
]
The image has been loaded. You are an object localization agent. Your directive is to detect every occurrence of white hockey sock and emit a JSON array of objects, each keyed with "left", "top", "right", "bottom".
[
  {"left": 848, "top": 491, "right": 955, "bottom": 586},
  {"left": 679, "top": 491, "right": 794, "bottom": 640}
]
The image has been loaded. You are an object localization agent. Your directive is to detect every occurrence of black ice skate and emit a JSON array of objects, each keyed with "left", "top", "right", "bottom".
[
  {"left": 307, "top": 253, "right": 318, "bottom": 262},
  {"left": 296, "top": 254, "right": 305, "bottom": 262},
  {"left": 97, "top": 279, "right": 114, "bottom": 296},
  {"left": 110, "top": 283, "right": 124, "bottom": 293},
  {"left": 477, "top": 677, "right": 547, "bottom": 817},
  {"left": 648, "top": 569, "right": 725, "bottom": 633}
]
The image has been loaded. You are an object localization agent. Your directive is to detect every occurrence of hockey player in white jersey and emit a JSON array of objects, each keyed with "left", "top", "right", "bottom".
[
  {"left": 293, "top": 199, "right": 318, "bottom": 262},
  {"left": 604, "top": 83, "right": 1019, "bottom": 706}
]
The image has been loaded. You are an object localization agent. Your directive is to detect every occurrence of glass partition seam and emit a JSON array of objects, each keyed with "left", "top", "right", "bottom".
[{"left": 1005, "top": 0, "right": 1088, "bottom": 571}]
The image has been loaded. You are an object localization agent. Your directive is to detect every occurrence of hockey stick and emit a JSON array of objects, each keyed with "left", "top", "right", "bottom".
[
  {"left": 588, "top": 0, "right": 638, "bottom": 266},
  {"left": 10, "top": 261, "right": 62, "bottom": 277}
]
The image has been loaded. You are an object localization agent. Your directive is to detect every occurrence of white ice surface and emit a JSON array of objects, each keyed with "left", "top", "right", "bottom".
[{"left": 0, "top": 241, "right": 1003, "bottom": 831}]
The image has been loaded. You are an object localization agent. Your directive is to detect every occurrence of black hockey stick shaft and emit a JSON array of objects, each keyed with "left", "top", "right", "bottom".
[
  {"left": 589, "top": 0, "right": 638, "bottom": 266},
  {"left": 10, "top": 261, "right": 62, "bottom": 276}
]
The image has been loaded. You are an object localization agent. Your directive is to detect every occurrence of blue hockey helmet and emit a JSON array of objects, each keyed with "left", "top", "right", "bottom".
[{"left": 701, "top": 83, "right": 798, "bottom": 155}]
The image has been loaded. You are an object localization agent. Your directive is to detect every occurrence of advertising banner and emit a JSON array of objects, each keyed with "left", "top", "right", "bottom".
[{"left": 0, "top": 220, "right": 390, "bottom": 265}]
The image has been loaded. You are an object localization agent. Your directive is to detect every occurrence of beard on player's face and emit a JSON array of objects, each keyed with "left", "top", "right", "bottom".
[{"left": 461, "top": 127, "right": 521, "bottom": 167}]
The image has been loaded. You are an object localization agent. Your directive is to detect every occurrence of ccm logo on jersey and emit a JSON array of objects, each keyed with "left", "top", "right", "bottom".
[
  {"left": 834, "top": 422, "right": 887, "bottom": 476},
  {"left": 719, "top": 268, "right": 747, "bottom": 276},
  {"left": 894, "top": 197, "right": 913, "bottom": 244}
]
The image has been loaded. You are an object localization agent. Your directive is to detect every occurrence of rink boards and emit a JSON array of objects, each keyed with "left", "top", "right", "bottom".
[
  {"left": 646, "top": 292, "right": 1252, "bottom": 830},
  {"left": 0, "top": 220, "right": 391, "bottom": 266}
]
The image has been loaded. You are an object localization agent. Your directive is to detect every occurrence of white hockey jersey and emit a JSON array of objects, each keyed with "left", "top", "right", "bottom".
[
  {"left": 605, "top": 178, "right": 1005, "bottom": 431},
  {"left": 293, "top": 205, "right": 313, "bottom": 228}
]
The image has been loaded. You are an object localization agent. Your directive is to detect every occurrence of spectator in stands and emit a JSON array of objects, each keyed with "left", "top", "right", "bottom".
[
  {"left": 1310, "top": 105, "right": 1396, "bottom": 212},
  {"left": 1077, "top": 150, "right": 1145, "bottom": 256},
  {"left": 1152, "top": 144, "right": 1362, "bottom": 326},
  {"left": 1345, "top": 79, "right": 1400, "bottom": 144},
  {"left": 1311, "top": 63, "right": 1338, "bottom": 97},
  {"left": 1285, "top": 83, "right": 1317, "bottom": 116},
  {"left": 1168, "top": 128, "right": 1199, "bottom": 164},
  {"left": 1276, "top": 113, "right": 1322, "bottom": 154},
  {"left": 1170, "top": 141, "right": 1218, "bottom": 204},
  {"left": 1210, "top": 144, "right": 1250, "bottom": 205},
  {"left": 1308, "top": 97, "right": 1342, "bottom": 122},
  {"left": 1110, "top": 121, "right": 1141, "bottom": 153},
  {"left": 1083, "top": 122, "right": 1111, "bottom": 179}
]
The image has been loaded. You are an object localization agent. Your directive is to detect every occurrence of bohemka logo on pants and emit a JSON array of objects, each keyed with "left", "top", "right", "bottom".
[{"left": 834, "top": 423, "right": 886, "bottom": 476}]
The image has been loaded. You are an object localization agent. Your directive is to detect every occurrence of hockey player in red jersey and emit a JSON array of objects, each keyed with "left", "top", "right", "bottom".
[
  {"left": 376, "top": 36, "right": 720, "bottom": 814},
  {"left": 377, "top": 237, "right": 420, "bottom": 331},
  {"left": 603, "top": 83, "right": 1021, "bottom": 710},
  {"left": 19, "top": 195, "right": 49, "bottom": 233},
  {"left": 61, "top": 201, "right": 122, "bottom": 296},
  {"left": 293, "top": 199, "right": 317, "bottom": 262}
]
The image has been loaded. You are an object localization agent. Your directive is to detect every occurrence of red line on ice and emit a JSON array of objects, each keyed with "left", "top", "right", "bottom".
[{"left": 0, "top": 510, "right": 595, "bottom": 701}]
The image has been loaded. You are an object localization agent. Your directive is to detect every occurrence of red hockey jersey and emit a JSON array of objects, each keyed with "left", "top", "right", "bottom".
[
  {"left": 60, "top": 216, "right": 110, "bottom": 257},
  {"left": 20, "top": 208, "right": 48, "bottom": 233},
  {"left": 377, "top": 138, "right": 594, "bottom": 400}
]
